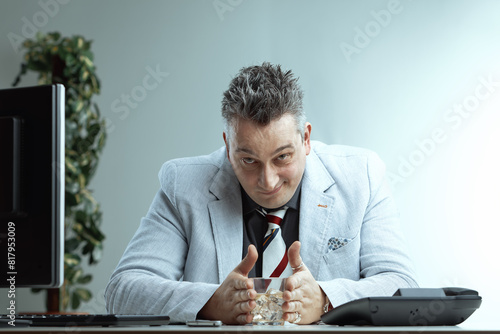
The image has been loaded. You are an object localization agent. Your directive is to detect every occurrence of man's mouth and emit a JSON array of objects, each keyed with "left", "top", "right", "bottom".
[{"left": 261, "top": 184, "right": 283, "bottom": 196}]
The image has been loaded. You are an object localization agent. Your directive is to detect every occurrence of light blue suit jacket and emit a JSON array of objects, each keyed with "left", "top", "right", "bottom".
[{"left": 105, "top": 142, "right": 418, "bottom": 322}]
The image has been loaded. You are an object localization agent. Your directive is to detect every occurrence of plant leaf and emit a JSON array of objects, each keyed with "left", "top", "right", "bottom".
[{"left": 13, "top": 31, "right": 106, "bottom": 312}]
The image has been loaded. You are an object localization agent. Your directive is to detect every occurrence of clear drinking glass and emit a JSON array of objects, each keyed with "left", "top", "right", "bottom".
[{"left": 251, "top": 278, "right": 285, "bottom": 325}]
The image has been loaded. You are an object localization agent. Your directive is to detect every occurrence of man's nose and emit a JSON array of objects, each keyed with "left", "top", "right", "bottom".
[{"left": 259, "top": 164, "right": 279, "bottom": 190}]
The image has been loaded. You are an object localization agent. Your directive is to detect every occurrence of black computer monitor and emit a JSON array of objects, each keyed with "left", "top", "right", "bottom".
[{"left": 0, "top": 84, "right": 64, "bottom": 288}]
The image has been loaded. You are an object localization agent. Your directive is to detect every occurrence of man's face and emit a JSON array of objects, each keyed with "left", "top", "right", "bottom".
[{"left": 224, "top": 114, "right": 311, "bottom": 209}]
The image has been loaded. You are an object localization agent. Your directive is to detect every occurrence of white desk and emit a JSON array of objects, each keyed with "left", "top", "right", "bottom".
[{"left": 1, "top": 324, "right": 499, "bottom": 334}]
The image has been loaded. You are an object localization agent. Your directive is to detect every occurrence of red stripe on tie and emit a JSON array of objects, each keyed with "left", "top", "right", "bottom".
[
  {"left": 270, "top": 252, "right": 288, "bottom": 278},
  {"left": 266, "top": 215, "right": 282, "bottom": 226}
]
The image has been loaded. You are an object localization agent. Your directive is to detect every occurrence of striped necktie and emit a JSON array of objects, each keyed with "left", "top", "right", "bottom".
[{"left": 259, "top": 206, "right": 293, "bottom": 278}]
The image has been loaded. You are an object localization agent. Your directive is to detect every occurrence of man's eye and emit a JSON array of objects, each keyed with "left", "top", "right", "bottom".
[
  {"left": 242, "top": 158, "right": 255, "bottom": 164},
  {"left": 277, "top": 154, "right": 290, "bottom": 161}
]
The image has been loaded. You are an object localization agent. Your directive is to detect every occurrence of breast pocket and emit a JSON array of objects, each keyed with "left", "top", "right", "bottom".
[{"left": 319, "top": 233, "right": 361, "bottom": 280}]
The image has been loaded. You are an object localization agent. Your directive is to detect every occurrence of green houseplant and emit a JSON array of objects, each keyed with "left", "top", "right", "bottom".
[{"left": 13, "top": 32, "right": 106, "bottom": 311}]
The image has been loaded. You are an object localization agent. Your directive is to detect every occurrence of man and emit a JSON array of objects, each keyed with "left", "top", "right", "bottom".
[{"left": 105, "top": 63, "right": 418, "bottom": 324}]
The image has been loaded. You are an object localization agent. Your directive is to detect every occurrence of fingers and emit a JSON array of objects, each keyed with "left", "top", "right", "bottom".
[
  {"left": 282, "top": 300, "right": 302, "bottom": 313},
  {"left": 234, "top": 287, "right": 256, "bottom": 302},
  {"left": 236, "top": 312, "right": 254, "bottom": 325},
  {"left": 200, "top": 246, "right": 259, "bottom": 325},
  {"left": 232, "top": 276, "right": 253, "bottom": 291},
  {"left": 284, "top": 271, "right": 304, "bottom": 294},
  {"left": 283, "top": 310, "right": 302, "bottom": 324},
  {"left": 283, "top": 282, "right": 304, "bottom": 302},
  {"left": 232, "top": 296, "right": 256, "bottom": 324},
  {"left": 234, "top": 244, "right": 258, "bottom": 276},
  {"left": 231, "top": 278, "right": 257, "bottom": 324},
  {"left": 283, "top": 289, "right": 304, "bottom": 324},
  {"left": 283, "top": 270, "right": 325, "bottom": 324},
  {"left": 285, "top": 241, "right": 309, "bottom": 298},
  {"left": 235, "top": 297, "right": 255, "bottom": 313}
]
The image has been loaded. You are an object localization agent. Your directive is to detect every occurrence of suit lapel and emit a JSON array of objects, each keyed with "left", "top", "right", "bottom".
[
  {"left": 299, "top": 149, "right": 335, "bottom": 278},
  {"left": 208, "top": 153, "right": 243, "bottom": 283}
]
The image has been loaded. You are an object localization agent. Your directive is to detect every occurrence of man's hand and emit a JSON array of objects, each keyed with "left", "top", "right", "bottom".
[
  {"left": 282, "top": 241, "right": 327, "bottom": 324},
  {"left": 198, "top": 245, "right": 258, "bottom": 324}
]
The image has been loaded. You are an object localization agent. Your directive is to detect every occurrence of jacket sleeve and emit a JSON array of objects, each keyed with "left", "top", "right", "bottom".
[
  {"left": 318, "top": 152, "right": 419, "bottom": 308},
  {"left": 104, "top": 162, "right": 219, "bottom": 322}
]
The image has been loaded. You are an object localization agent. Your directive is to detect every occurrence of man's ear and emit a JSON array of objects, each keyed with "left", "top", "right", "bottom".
[
  {"left": 303, "top": 122, "right": 312, "bottom": 155},
  {"left": 223, "top": 132, "right": 230, "bottom": 160}
]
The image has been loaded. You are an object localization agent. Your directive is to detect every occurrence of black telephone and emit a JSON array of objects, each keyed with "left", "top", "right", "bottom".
[{"left": 321, "top": 287, "right": 481, "bottom": 326}]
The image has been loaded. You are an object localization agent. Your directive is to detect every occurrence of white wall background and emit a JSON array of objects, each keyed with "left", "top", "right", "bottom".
[{"left": 1, "top": 0, "right": 499, "bottom": 327}]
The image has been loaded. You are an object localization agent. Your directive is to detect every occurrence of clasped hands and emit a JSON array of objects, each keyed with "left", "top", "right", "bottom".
[{"left": 199, "top": 241, "right": 327, "bottom": 325}]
